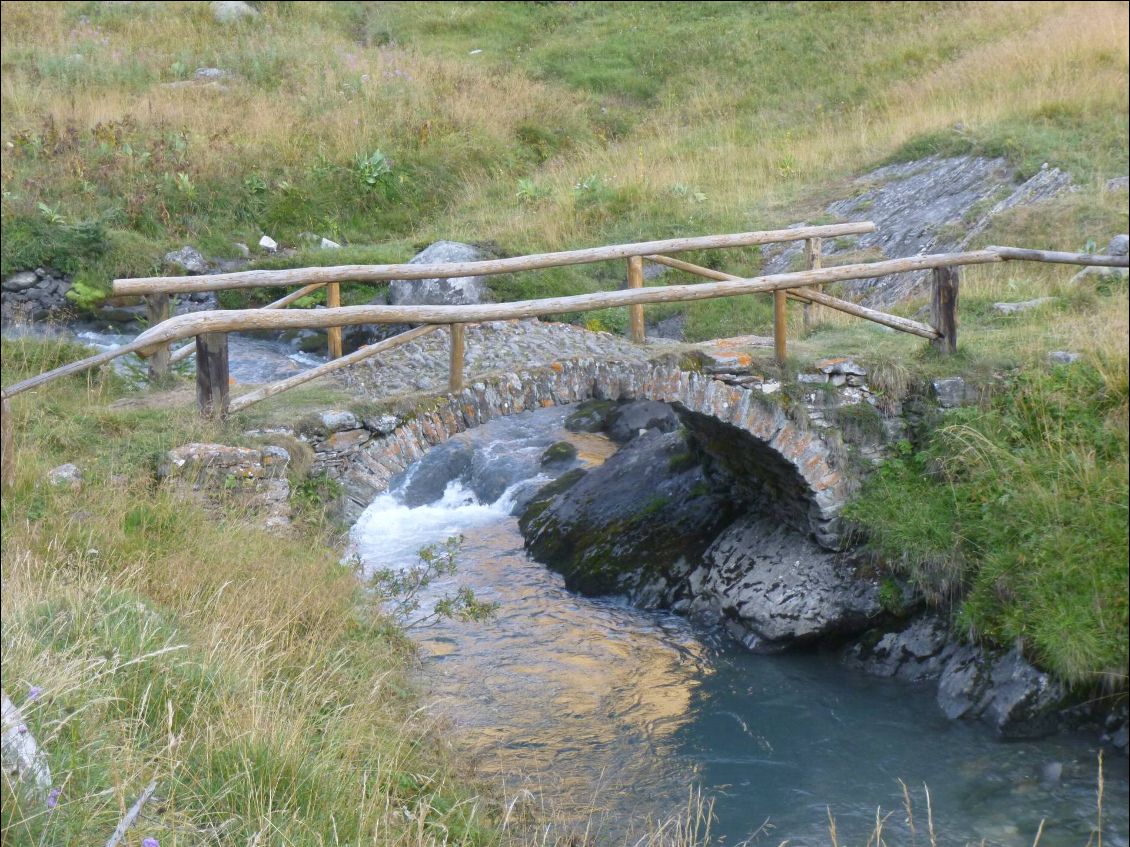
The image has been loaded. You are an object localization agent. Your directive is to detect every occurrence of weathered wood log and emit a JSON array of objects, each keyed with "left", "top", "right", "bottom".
[
  {"left": 773, "top": 290, "right": 788, "bottom": 364},
  {"left": 124, "top": 251, "right": 997, "bottom": 351},
  {"left": 644, "top": 254, "right": 941, "bottom": 338},
  {"left": 449, "top": 323, "right": 465, "bottom": 393},
  {"left": 803, "top": 237, "right": 822, "bottom": 334},
  {"left": 229, "top": 325, "right": 441, "bottom": 413},
  {"left": 105, "top": 779, "right": 159, "bottom": 847},
  {"left": 7, "top": 250, "right": 997, "bottom": 399},
  {"left": 169, "top": 281, "right": 328, "bottom": 365},
  {"left": 113, "top": 223, "right": 878, "bottom": 296},
  {"left": 930, "top": 266, "right": 960, "bottom": 355},
  {"left": 988, "top": 246, "right": 1130, "bottom": 267},
  {"left": 145, "top": 294, "right": 171, "bottom": 380},
  {"left": 1, "top": 395, "right": 12, "bottom": 492},
  {"left": 627, "top": 256, "right": 645, "bottom": 343},
  {"left": 326, "top": 282, "right": 343, "bottom": 359},
  {"left": 195, "top": 333, "right": 230, "bottom": 419}
]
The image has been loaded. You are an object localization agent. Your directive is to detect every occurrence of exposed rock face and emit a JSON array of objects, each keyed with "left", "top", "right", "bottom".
[
  {"left": 843, "top": 616, "right": 957, "bottom": 682},
  {"left": 936, "top": 644, "right": 1068, "bottom": 739},
  {"left": 1, "top": 268, "right": 73, "bottom": 323},
  {"left": 519, "top": 430, "right": 737, "bottom": 597},
  {"left": 992, "top": 297, "right": 1055, "bottom": 316},
  {"left": 388, "top": 241, "right": 491, "bottom": 307},
  {"left": 761, "top": 156, "right": 1075, "bottom": 307},
  {"left": 159, "top": 442, "right": 292, "bottom": 528},
  {"left": 45, "top": 463, "right": 83, "bottom": 489},
  {"left": 683, "top": 513, "right": 881, "bottom": 650},
  {"left": 604, "top": 399, "right": 680, "bottom": 443}
]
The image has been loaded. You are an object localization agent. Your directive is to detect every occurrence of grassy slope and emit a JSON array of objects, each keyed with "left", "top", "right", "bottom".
[
  {"left": 1, "top": 1, "right": 1126, "bottom": 330},
  {"left": 0, "top": 340, "right": 499, "bottom": 843}
]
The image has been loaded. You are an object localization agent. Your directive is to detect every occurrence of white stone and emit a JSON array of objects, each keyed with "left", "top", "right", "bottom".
[
  {"left": 992, "top": 298, "right": 1054, "bottom": 316},
  {"left": 320, "top": 237, "right": 341, "bottom": 249},
  {"left": 210, "top": 0, "right": 258, "bottom": 24},
  {"left": 46, "top": 463, "right": 82, "bottom": 488},
  {"left": 258, "top": 235, "right": 278, "bottom": 252}
]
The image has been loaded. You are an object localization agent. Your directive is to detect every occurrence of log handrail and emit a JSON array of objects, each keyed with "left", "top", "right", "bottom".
[{"left": 113, "top": 223, "right": 879, "bottom": 296}]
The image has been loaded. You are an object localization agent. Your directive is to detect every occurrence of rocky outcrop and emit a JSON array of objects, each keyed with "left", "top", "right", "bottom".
[
  {"left": 682, "top": 513, "right": 881, "bottom": 650},
  {"left": 1, "top": 268, "right": 72, "bottom": 323},
  {"left": 761, "top": 156, "right": 1075, "bottom": 307},
  {"left": 388, "top": 241, "right": 491, "bottom": 307},
  {"left": 519, "top": 430, "right": 737, "bottom": 598}
]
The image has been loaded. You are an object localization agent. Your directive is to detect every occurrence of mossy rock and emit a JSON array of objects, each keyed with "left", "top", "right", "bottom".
[{"left": 540, "top": 440, "right": 579, "bottom": 465}]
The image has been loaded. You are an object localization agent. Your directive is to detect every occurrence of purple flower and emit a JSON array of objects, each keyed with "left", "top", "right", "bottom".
[
  {"left": 27, "top": 685, "right": 44, "bottom": 702},
  {"left": 47, "top": 787, "right": 60, "bottom": 808},
  {"left": 142, "top": 839, "right": 159, "bottom": 847}
]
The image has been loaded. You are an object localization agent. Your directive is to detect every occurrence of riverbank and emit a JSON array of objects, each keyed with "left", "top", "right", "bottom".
[{"left": 0, "top": 336, "right": 499, "bottom": 843}]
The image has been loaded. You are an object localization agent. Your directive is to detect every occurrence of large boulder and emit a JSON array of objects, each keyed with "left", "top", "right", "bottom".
[
  {"left": 684, "top": 513, "right": 881, "bottom": 650},
  {"left": 519, "top": 430, "right": 738, "bottom": 598},
  {"left": 387, "top": 241, "right": 490, "bottom": 307}
]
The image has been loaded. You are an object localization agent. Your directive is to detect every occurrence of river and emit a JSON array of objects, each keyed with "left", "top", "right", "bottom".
[{"left": 350, "top": 406, "right": 1129, "bottom": 846}]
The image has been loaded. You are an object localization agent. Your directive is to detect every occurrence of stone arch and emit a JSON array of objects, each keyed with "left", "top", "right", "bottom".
[{"left": 319, "top": 359, "right": 850, "bottom": 543}]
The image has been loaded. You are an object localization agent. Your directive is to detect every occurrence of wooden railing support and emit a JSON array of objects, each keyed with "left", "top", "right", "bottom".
[
  {"left": 802, "top": 237, "right": 822, "bottom": 334},
  {"left": 195, "top": 332, "right": 230, "bottom": 419},
  {"left": 146, "top": 294, "right": 171, "bottom": 381},
  {"left": 1, "top": 394, "right": 13, "bottom": 492},
  {"left": 449, "top": 323, "right": 465, "bottom": 393},
  {"left": 930, "top": 266, "right": 959, "bottom": 355},
  {"left": 326, "top": 282, "right": 342, "bottom": 359},
  {"left": 627, "top": 256, "right": 645, "bottom": 343},
  {"left": 773, "top": 290, "right": 788, "bottom": 364}
]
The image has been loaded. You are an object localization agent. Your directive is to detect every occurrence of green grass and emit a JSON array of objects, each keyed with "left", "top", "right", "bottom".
[
  {"left": 846, "top": 362, "right": 1129, "bottom": 690},
  {"left": 1, "top": 1, "right": 1125, "bottom": 313},
  {"left": 0, "top": 338, "right": 498, "bottom": 844}
]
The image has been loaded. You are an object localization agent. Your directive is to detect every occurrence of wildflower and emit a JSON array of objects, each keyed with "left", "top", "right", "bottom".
[
  {"left": 142, "top": 839, "right": 159, "bottom": 847},
  {"left": 47, "top": 787, "right": 60, "bottom": 808},
  {"left": 27, "top": 685, "right": 44, "bottom": 702}
]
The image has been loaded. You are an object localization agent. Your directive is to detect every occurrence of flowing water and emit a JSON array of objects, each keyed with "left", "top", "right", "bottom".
[
  {"left": 350, "top": 406, "right": 1128, "bottom": 845},
  {"left": 3, "top": 323, "right": 323, "bottom": 384},
  {"left": 363, "top": 406, "right": 1128, "bottom": 844}
]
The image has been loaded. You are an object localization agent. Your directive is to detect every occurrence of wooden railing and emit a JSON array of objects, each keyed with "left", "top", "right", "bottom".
[
  {"left": 121, "top": 223, "right": 879, "bottom": 378},
  {"left": 2, "top": 231, "right": 1125, "bottom": 431}
]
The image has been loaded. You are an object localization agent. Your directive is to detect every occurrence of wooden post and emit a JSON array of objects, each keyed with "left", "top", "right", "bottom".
[
  {"left": 326, "top": 282, "right": 342, "bottom": 359},
  {"left": 773, "top": 290, "right": 788, "bottom": 365},
  {"left": 930, "top": 266, "right": 960, "bottom": 355},
  {"left": 1, "top": 394, "right": 13, "bottom": 492},
  {"left": 146, "top": 293, "right": 171, "bottom": 381},
  {"left": 449, "top": 323, "right": 465, "bottom": 394},
  {"left": 195, "top": 333, "right": 230, "bottom": 419},
  {"left": 802, "top": 237, "right": 822, "bottom": 334},
  {"left": 627, "top": 256, "right": 645, "bottom": 343}
]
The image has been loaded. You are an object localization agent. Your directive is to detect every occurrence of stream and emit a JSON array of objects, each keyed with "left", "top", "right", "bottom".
[
  {"left": 1, "top": 322, "right": 323, "bottom": 384},
  {"left": 350, "top": 407, "right": 1129, "bottom": 846}
]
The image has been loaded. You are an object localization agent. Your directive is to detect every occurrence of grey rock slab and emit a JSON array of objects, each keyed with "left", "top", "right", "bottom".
[
  {"left": 388, "top": 241, "right": 490, "bottom": 307},
  {"left": 992, "top": 298, "right": 1055, "bottom": 316},
  {"left": 320, "top": 410, "right": 359, "bottom": 433},
  {"left": 2, "top": 271, "right": 38, "bottom": 292},
  {"left": 931, "top": 376, "right": 976, "bottom": 409},
  {"left": 1, "top": 692, "right": 52, "bottom": 799},
  {"left": 164, "top": 246, "right": 209, "bottom": 275},
  {"left": 1107, "top": 233, "right": 1129, "bottom": 256},
  {"left": 46, "top": 463, "right": 82, "bottom": 488},
  {"left": 698, "top": 513, "right": 881, "bottom": 647},
  {"left": 1047, "top": 351, "right": 1081, "bottom": 365},
  {"left": 210, "top": 0, "right": 259, "bottom": 24}
]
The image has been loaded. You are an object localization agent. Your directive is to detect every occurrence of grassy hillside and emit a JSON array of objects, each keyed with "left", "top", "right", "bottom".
[{"left": 1, "top": 1, "right": 1126, "bottom": 323}]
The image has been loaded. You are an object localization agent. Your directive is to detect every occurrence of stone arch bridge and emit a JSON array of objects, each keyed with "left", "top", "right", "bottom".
[{"left": 307, "top": 357, "right": 876, "bottom": 546}]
